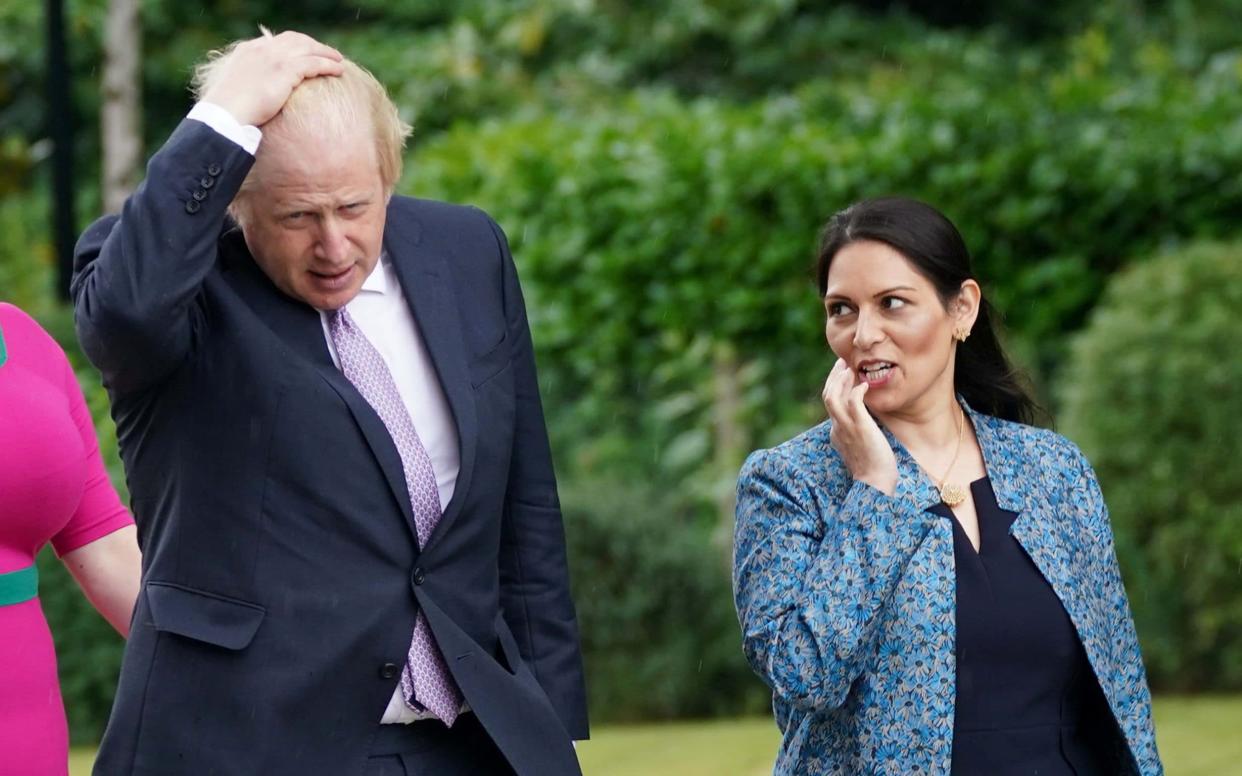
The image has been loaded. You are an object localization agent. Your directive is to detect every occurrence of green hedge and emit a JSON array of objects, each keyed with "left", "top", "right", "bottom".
[
  {"left": 409, "top": 44, "right": 1242, "bottom": 487},
  {"left": 1060, "top": 241, "right": 1242, "bottom": 691},
  {"left": 561, "top": 478, "right": 768, "bottom": 721}
]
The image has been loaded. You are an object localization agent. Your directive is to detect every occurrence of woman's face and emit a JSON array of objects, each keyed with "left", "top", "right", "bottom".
[{"left": 822, "top": 239, "right": 976, "bottom": 419}]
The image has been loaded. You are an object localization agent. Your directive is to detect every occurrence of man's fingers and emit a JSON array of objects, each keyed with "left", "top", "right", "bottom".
[
  {"left": 273, "top": 31, "right": 343, "bottom": 61},
  {"left": 293, "top": 54, "right": 345, "bottom": 81}
]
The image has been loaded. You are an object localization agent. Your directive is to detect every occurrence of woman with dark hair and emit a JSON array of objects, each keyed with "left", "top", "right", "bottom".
[{"left": 732, "top": 198, "right": 1162, "bottom": 775}]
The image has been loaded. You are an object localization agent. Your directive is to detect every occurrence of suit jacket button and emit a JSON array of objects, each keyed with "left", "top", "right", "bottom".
[
  {"left": 185, "top": 200, "right": 201, "bottom": 214},
  {"left": 207, "top": 162, "right": 222, "bottom": 176},
  {"left": 412, "top": 567, "right": 426, "bottom": 586},
  {"left": 380, "top": 663, "right": 399, "bottom": 679},
  {"left": 199, "top": 175, "right": 215, "bottom": 189}
]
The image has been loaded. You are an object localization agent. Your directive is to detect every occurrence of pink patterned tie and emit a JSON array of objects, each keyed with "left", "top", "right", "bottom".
[{"left": 327, "top": 307, "right": 462, "bottom": 725}]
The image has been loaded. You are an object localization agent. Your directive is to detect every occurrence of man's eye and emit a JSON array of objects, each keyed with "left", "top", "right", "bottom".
[{"left": 284, "top": 212, "right": 307, "bottom": 222}]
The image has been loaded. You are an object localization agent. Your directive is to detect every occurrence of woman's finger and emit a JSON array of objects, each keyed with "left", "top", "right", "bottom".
[
  {"left": 823, "top": 360, "right": 848, "bottom": 422},
  {"left": 847, "top": 380, "right": 869, "bottom": 421}
]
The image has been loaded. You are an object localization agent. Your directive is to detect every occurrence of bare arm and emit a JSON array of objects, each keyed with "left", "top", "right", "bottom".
[{"left": 61, "top": 524, "right": 142, "bottom": 637}]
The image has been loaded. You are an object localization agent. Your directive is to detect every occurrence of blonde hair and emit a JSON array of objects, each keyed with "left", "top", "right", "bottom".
[{"left": 191, "top": 33, "right": 412, "bottom": 222}]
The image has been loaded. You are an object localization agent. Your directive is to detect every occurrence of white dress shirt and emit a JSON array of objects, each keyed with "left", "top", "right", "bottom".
[{"left": 188, "top": 103, "right": 463, "bottom": 724}]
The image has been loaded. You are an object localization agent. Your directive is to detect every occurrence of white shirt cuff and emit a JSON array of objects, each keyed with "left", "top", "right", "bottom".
[{"left": 187, "top": 101, "right": 262, "bottom": 155}]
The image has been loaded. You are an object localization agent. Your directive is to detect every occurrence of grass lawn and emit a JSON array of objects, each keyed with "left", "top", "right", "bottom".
[{"left": 70, "top": 695, "right": 1242, "bottom": 775}]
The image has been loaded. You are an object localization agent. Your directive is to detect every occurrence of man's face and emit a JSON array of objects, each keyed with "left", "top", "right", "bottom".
[{"left": 240, "top": 130, "right": 387, "bottom": 311}]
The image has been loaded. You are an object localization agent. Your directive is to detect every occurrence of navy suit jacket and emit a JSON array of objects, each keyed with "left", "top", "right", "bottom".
[{"left": 72, "top": 120, "right": 588, "bottom": 776}]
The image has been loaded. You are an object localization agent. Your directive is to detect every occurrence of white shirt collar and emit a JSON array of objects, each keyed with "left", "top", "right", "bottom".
[{"left": 359, "top": 253, "right": 390, "bottom": 295}]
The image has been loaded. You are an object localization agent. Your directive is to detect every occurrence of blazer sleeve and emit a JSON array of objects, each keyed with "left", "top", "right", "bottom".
[
  {"left": 484, "top": 213, "right": 590, "bottom": 740},
  {"left": 1070, "top": 448, "right": 1164, "bottom": 775},
  {"left": 71, "top": 120, "right": 255, "bottom": 394},
  {"left": 733, "top": 446, "right": 938, "bottom": 712}
]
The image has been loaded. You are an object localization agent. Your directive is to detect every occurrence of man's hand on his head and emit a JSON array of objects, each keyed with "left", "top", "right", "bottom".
[{"left": 201, "top": 30, "right": 343, "bottom": 128}]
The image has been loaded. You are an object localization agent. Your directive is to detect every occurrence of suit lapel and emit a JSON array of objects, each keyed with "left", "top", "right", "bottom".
[
  {"left": 383, "top": 210, "right": 479, "bottom": 551},
  {"left": 220, "top": 228, "right": 420, "bottom": 547}
]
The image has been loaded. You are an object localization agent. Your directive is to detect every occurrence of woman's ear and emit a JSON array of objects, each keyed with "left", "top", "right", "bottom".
[{"left": 953, "top": 279, "right": 982, "bottom": 333}]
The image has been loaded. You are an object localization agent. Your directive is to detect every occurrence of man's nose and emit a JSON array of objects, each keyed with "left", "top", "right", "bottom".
[
  {"left": 852, "top": 309, "right": 885, "bottom": 350},
  {"left": 315, "top": 218, "right": 350, "bottom": 263}
]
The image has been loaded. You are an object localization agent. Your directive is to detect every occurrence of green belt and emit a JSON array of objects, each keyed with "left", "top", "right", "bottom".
[{"left": 0, "top": 564, "right": 38, "bottom": 606}]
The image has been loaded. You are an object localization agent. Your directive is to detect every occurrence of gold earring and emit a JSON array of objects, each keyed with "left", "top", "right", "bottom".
[{"left": 953, "top": 326, "right": 971, "bottom": 343}]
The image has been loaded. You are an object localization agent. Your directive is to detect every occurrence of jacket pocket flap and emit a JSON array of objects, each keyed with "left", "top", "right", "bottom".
[
  {"left": 470, "top": 331, "right": 511, "bottom": 387},
  {"left": 146, "top": 581, "right": 266, "bottom": 651}
]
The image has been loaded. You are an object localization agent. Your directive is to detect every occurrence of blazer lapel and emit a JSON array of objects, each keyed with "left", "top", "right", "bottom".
[
  {"left": 220, "top": 228, "right": 420, "bottom": 546},
  {"left": 974, "top": 408, "right": 1105, "bottom": 679},
  {"left": 383, "top": 212, "right": 479, "bottom": 551}
]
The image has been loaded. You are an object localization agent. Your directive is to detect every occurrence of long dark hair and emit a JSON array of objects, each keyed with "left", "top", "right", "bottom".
[{"left": 815, "top": 197, "right": 1042, "bottom": 425}]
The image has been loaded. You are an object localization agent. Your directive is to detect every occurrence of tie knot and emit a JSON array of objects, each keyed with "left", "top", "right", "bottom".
[{"left": 327, "top": 306, "right": 353, "bottom": 333}]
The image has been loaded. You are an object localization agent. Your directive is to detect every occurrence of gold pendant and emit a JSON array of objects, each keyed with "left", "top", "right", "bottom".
[{"left": 940, "top": 482, "right": 966, "bottom": 507}]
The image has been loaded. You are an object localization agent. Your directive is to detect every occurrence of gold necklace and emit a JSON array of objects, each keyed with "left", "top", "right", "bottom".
[{"left": 938, "top": 407, "right": 967, "bottom": 506}]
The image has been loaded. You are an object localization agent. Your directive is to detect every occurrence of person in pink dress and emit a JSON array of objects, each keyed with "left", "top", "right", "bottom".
[{"left": 0, "top": 302, "right": 141, "bottom": 775}]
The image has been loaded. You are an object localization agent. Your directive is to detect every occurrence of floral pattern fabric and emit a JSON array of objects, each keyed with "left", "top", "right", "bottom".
[{"left": 732, "top": 399, "right": 1162, "bottom": 775}]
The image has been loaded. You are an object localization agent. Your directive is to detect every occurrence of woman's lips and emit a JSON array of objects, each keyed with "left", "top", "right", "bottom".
[{"left": 857, "top": 361, "right": 896, "bottom": 387}]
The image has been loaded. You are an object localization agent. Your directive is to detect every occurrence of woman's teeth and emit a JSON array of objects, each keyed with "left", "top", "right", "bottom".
[{"left": 860, "top": 363, "right": 894, "bottom": 382}]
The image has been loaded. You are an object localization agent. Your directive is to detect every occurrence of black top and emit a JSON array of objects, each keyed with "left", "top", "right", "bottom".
[{"left": 932, "top": 477, "right": 1114, "bottom": 775}]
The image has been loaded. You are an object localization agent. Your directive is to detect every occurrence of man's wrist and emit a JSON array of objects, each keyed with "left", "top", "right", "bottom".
[{"left": 187, "top": 101, "right": 262, "bottom": 155}]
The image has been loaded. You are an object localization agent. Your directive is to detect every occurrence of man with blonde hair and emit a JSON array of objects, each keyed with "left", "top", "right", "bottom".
[{"left": 73, "top": 30, "right": 587, "bottom": 776}]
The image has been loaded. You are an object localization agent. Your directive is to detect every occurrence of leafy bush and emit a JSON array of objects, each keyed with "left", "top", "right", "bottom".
[
  {"left": 1059, "top": 241, "right": 1242, "bottom": 690},
  {"left": 561, "top": 478, "right": 768, "bottom": 721},
  {"left": 410, "top": 44, "right": 1242, "bottom": 497}
]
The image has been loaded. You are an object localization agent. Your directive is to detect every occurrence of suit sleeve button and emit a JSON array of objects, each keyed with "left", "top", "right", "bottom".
[
  {"left": 200, "top": 175, "right": 215, "bottom": 189},
  {"left": 412, "top": 567, "right": 426, "bottom": 586},
  {"left": 207, "top": 162, "right": 222, "bottom": 176},
  {"left": 192, "top": 189, "right": 207, "bottom": 202},
  {"left": 380, "top": 662, "right": 399, "bottom": 679},
  {"left": 185, "top": 200, "right": 201, "bottom": 214}
]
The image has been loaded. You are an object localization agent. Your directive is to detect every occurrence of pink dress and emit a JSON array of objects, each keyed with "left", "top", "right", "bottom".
[{"left": 0, "top": 303, "right": 132, "bottom": 775}]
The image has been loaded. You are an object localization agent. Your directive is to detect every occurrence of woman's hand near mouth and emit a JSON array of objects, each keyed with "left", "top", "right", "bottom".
[{"left": 823, "top": 358, "right": 898, "bottom": 495}]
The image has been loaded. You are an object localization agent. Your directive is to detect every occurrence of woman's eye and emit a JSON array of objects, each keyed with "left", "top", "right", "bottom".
[
  {"left": 882, "top": 296, "right": 907, "bottom": 310},
  {"left": 827, "top": 302, "right": 852, "bottom": 317}
]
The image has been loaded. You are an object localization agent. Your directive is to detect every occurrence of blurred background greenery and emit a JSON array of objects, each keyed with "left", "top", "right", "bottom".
[{"left": 4, "top": 0, "right": 1241, "bottom": 771}]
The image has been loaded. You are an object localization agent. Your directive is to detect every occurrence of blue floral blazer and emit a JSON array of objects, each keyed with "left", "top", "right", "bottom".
[{"left": 733, "top": 400, "right": 1162, "bottom": 775}]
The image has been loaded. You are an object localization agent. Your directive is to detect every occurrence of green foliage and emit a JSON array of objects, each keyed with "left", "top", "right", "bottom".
[
  {"left": 0, "top": 188, "right": 55, "bottom": 312},
  {"left": 1060, "top": 241, "right": 1242, "bottom": 690},
  {"left": 562, "top": 478, "right": 768, "bottom": 721},
  {"left": 409, "top": 44, "right": 1242, "bottom": 494}
]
